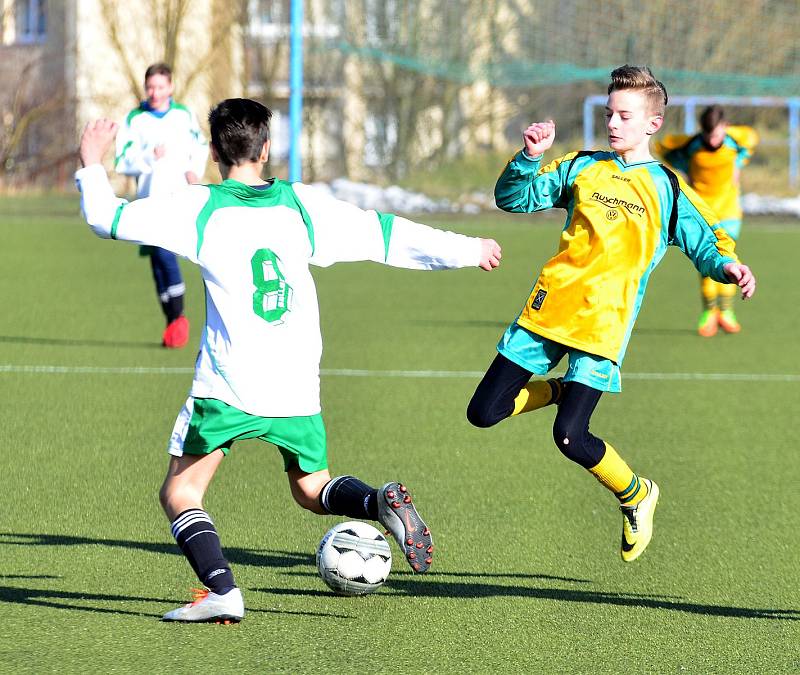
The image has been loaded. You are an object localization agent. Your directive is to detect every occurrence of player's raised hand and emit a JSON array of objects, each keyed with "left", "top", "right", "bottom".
[
  {"left": 79, "top": 119, "right": 119, "bottom": 167},
  {"left": 479, "top": 238, "right": 502, "bottom": 271},
  {"left": 723, "top": 262, "right": 756, "bottom": 298},
  {"left": 522, "top": 120, "right": 556, "bottom": 157}
]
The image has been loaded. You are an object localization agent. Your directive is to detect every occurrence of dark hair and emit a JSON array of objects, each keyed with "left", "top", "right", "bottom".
[
  {"left": 700, "top": 105, "right": 725, "bottom": 133},
  {"left": 208, "top": 98, "right": 272, "bottom": 167},
  {"left": 608, "top": 65, "right": 668, "bottom": 116},
  {"left": 144, "top": 62, "right": 172, "bottom": 82}
]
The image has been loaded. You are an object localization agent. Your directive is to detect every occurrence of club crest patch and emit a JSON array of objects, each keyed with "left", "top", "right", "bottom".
[{"left": 531, "top": 289, "right": 547, "bottom": 310}]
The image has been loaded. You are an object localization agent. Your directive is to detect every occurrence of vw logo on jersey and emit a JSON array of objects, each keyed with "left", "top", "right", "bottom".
[{"left": 606, "top": 208, "right": 619, "bottom": 221}]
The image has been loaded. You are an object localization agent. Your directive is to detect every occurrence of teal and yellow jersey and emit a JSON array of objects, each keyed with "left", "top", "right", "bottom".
[
  {"left": 495, "top": 150, "right": 738, "bottom": 364},
  {"left": 655, "top": 126, "right": 758, "bottom": 225}
]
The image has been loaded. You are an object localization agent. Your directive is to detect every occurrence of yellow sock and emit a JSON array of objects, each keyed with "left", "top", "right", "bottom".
[
  {"left": 701, "top": 276, "right": 718, "bottom": 311},
  {"left": 589, "top": 442, "right": 648, "bottom": 505},
  {"left": 511, "top": 379, "right": 562, "bottom": 416},
  {"left": 718, "top": 281, "right": 736, "bottom": 311}
]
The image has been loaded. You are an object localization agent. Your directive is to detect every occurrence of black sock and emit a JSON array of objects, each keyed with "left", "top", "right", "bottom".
[
  {"left": 319, "top": 476, "right": 378, "bottom": 519},
  {"left": 170, "top": 509, "right": 236, "bottom": 595},
  {"left": 164, "top": 295, "right": 184, "bottom": 324}
]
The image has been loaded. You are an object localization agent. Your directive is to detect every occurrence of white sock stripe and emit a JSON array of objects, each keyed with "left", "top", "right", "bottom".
[
  {"left": 320, "top": 480, "right": 336, "bottom": 511},
  {"left": 171, "top": 510, "right": 213, "bottom": 536},
  {"left": 171, "top": 508, "right": 209, "bottom": 529},
  {"left": 172, "top": 515, "right": 214, "bottom": 538}
]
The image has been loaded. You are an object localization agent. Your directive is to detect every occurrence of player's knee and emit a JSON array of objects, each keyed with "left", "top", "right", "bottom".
[
  {"left": 552, "top": 416, "right": 586, "bottom": 462},
  {"left": 466, "top": 397, "right": 503, "bottom": 428},
  {"left": 158, "top": 477, "right": 199, "bottom": 515}
]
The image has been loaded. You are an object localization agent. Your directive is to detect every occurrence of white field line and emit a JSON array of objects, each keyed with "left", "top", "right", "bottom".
[{"left": 0, "top": 364, "right": 799, "bottom": 382}]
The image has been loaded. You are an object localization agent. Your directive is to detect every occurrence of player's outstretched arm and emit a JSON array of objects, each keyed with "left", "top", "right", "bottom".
[
  {"left": 723, "top": 262, "right": 756, "bottom": 299},
  {"left": 292, "top": 183, "right": 499, "bottom": 271}
]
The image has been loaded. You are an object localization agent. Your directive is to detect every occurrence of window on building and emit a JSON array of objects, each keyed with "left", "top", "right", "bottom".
[{"left": 15, "top": 0, "right": 47, "bottom": 43}]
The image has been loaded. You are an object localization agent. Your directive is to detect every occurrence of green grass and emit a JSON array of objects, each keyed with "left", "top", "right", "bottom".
[{"left": 1, "top": 195, "right": 799, "bottom": 673}]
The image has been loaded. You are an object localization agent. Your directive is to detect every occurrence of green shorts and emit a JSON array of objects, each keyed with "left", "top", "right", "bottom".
[
  {"left": 498, "top": 323, "right": 622, "bottom": 393},
  {"left": 168, "top": 397, "right": 328, "bottom": 473}
]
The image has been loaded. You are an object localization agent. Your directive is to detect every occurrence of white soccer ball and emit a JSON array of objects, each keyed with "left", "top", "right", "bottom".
[{"left": 316, "top": 521, "right": 392, "bottom": 595}]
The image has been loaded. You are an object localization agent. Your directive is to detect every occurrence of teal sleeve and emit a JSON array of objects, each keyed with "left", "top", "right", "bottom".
[
  {"left": 494, "top": 151, "right": 566, "bottom": 213},
  {"left": 663, "top": 147, "right": 690, "bottom": 175},
  {"left": 672, "top": 193, "right": 735, "bottom": 282},
  {"left": 735, "top": 143, "right": 752, "bottom": 169}
]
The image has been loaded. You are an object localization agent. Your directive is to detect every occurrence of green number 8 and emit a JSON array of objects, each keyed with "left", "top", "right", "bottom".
[{"left": 251, "top": 249, "right": 292, "bottom": 323}]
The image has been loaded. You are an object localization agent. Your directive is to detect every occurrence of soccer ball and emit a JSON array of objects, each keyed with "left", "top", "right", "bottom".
[{"left": 316, "top": 521, "right": 392, "bottom": 595}]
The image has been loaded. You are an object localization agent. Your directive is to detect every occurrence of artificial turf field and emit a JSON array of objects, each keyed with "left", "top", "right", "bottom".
[{"left": 1, "top": 194, "right": 798, "bottom": 673}]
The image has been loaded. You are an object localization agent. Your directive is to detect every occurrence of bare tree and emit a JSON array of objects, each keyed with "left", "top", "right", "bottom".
[{"left": 98, "top": 0, "right": 247, "bottom": 103}]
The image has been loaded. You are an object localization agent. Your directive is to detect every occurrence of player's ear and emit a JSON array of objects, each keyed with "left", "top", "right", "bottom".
[
  {"left": 259, "top": 140, "right": 270, "bottom": 163},
  {"left": 210, "top": 143, "right": 220, "bottom": 162},
  {"left": 646, "top": 114, "right": 664, "bottom": 136}
]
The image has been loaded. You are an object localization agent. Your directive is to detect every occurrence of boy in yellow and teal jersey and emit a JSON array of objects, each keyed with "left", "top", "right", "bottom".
[
  {"left": 467, "top": 66, "right": 756, "bottom": 562},
  {"left": 655, "top": 105, "right": 758, "bottom": 336}
]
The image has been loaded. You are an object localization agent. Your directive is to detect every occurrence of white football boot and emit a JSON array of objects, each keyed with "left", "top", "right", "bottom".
[
  {"left": 162, "top": 587, "right": 244, "bottom": 623},
  {"left": 377, "top": 482, "right": 434, "bottom": 573}
]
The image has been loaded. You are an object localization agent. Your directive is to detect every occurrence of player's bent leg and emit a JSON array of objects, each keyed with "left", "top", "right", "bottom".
[
  {"left": 377, "top": 482, "right": 434, "bottom": 574},
  {"left": 159, "top": 451, "right": 242, "bottom": 623},
  {"left": 551, "top": 382, "right": 605, "bottom": 469},
  {"left": 311, "top": 472, "right": 433, "bottom": 573},
  {"left": 553, "top": 383, "right": 659, "bottom": 562},
  {"left": 467, "top": 354, "right": 535, "bottom": 427}
]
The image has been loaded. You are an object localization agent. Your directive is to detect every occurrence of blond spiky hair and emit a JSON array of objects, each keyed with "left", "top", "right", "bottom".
[{"left": 608, "top": 65, "right": 668, "bottom": 116}]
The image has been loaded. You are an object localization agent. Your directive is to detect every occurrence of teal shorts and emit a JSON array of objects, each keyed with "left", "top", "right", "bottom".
[
  {"left": 168, "top": 397, "right": 328, "bottom": 473},
  {"left": 498, "top": 323, "right": 622, "bottom": 393}
]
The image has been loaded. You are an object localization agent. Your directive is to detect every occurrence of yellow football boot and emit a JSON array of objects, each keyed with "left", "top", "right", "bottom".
[{"left": 620, "top": 478, "right": 659, "bottom": 562}]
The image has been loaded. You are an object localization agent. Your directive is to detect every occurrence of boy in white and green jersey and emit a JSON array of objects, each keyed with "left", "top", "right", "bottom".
[
  {"left": 76, "top": 99, "right": 502, "bottom": 624},
  {"left": 115, "top": 63, "right": 209, "bottom": 349}
]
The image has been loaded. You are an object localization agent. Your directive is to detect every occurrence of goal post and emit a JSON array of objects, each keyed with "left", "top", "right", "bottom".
[{"left": 583, "top": 95, "right": 800, "bottom": 187}]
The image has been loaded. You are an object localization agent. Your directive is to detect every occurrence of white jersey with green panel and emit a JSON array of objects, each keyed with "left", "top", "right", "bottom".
[
  {"left": 115, "top": 101, "right": 209, "bottom": 198},
  {"left": 76, "top": 165, "right": 482, "bottom": 417}
]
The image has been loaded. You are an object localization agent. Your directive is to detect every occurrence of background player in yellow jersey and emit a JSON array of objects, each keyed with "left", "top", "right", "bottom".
[
  {"left": 656, "top": 106, "right": 758, "bottom": 336},
  {"left": 467, "top": 66, "right": 756, "bottom": 562}
]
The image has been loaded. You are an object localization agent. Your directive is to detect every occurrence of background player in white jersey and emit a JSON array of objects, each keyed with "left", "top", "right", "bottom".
[
  {"left": 115, "top": 63, "right": 209, "bottom": 348},
  {"left": 76, "top": 99, "right": 502, "bottom": 624}
]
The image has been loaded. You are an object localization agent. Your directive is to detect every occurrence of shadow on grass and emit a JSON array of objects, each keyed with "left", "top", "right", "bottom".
[
  {"left": 0, "top": 586, "right": 166, "bottom": 618},
  {"left": 0, "top": 334, "right": 159, "bottom": 350},
  {"left": 0, "top": 532, "right": 312, "bottom": 569},
  {"left": 7, "top": 532, "right": 795, "bottom": 622},
  {"left": 260, "top": 575, "right": 799, "bottom": 621},
  {"left": 0, "top": 584, "right": 352, "bottom": 621}
]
